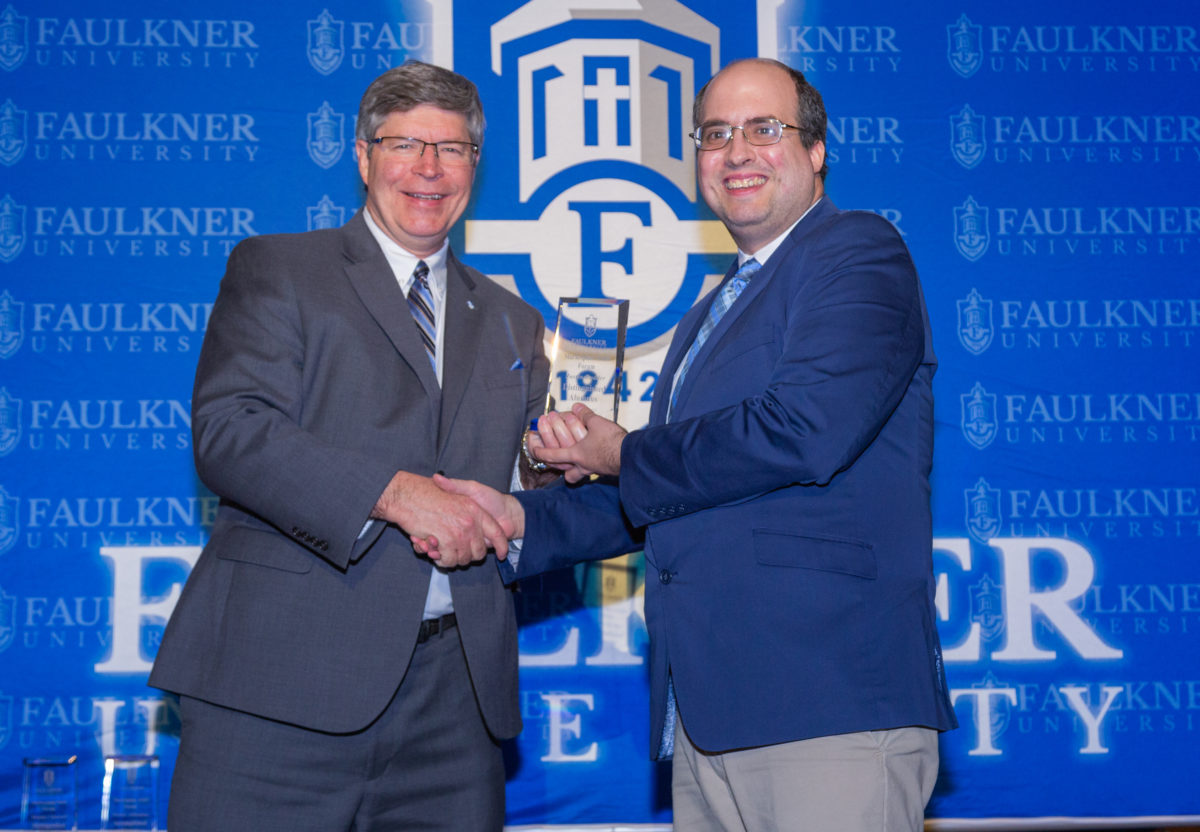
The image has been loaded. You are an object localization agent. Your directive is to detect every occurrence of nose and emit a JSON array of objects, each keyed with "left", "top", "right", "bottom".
[
  {"left": 412, "top": 142, "right": 443, "bottom": 175},
  {"left": 725, "top": 127, "right": 756, "bottom": 163}
]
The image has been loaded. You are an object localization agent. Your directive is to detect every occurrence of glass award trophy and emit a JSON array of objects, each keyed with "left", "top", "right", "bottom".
[
  {"left": 100, "top": 755, "right": 160, "bottom": 830},
  {"left": 20, "top": 756, "right": 78, "bottom": 830},
  {"left": 546, "top": 297, "right": 630, "bottom": 423}
]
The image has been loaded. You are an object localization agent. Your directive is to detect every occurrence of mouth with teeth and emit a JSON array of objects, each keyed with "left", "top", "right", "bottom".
[
  {"left": 725, "top": 175, "right": 767, "bottom": 191},
  {"left": 407, "top": 192, "right": 445, "bottom": 200}
]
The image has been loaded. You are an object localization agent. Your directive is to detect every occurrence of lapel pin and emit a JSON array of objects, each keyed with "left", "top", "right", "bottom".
[{"left": 467, "top": 300, "right": 475, "bottom": 310}]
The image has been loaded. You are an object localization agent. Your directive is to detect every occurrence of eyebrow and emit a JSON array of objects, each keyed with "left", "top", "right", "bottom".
[{"left": 697, "top": 116, "right": 781, "bottom": 127}]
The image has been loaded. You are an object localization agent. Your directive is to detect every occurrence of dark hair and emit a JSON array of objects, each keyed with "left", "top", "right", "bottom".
[
  {"left": 356, "top": 60, "right": 484, "bottom": 148},
  {"left": 693, "top": 58, "right": 828, "bottom": 180}
]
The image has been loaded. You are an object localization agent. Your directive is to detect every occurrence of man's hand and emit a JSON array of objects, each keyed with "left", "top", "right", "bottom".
[
  {"left": 372, "top": 471, "right": 509, "bottom": 567},
  {"left": 435, "top": 474, "right": 525, "bottom": 538},
  {"left": 530, "top": 403, "right": 625, "bottom": 483},
  {"left": 412, "top": 475, "right": 526, "bottom": 561}
]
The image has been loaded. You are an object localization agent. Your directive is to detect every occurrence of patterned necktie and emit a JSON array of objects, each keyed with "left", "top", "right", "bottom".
[
  {"left": 407, "top": 260, "right": 436, "bottom": 370},
  {"left": 668, "top": 257, "right": 760, "bottom": 420}
]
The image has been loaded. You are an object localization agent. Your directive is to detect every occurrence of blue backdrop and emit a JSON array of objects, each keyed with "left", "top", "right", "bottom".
[{"left": 2, "top": 0, "right": 1197, "bottom": 828}]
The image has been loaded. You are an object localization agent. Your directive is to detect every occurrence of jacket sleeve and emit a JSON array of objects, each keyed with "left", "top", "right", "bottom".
[
  {"left": 191, "top": 238, "right": 399, "bottom": 568},
  {"left": 502, "top": 478, "right": 644, "bottom": 582}
]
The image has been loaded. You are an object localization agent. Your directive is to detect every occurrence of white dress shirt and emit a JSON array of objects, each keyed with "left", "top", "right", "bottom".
[{"left": 362, "top": 209, "right": 454, "bottom": 620}]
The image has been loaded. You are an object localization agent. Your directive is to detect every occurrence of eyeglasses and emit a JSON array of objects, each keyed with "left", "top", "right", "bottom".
[
  {"left": 689, "top": 117, "right": 800, "bottom": 151},
  {"left": 370, "top": 136, "right": 479, "bottom": 167}
]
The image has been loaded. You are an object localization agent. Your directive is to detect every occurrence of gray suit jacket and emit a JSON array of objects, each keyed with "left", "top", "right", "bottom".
[{"left": 150, "top": 210, "right": 548, "bottom": 737}]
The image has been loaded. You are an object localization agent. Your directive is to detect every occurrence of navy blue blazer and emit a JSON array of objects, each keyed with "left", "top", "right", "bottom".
[{"left": 513, "top": 197, "right": 957, "bottom": 757}]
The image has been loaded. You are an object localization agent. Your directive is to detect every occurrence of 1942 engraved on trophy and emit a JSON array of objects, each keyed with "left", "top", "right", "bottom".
[{"left": 545, "top": 297, "right": 630, "bottom": 423}]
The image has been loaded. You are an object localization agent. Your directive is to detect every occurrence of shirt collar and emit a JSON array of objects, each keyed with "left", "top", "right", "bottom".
[
  {"left": 738, "top": 195, "right": 825, "bottom": 268},
  {"left": 361, "top": 208, "right": 448, "bottom": 302}
]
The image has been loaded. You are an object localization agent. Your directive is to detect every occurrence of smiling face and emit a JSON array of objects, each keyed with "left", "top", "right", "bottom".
[
  {"left": 695, "top": 61, "right": 826, "bottom": 255},
  {"left": 355, "top": 104, "right": 477, "bottom": 258}
]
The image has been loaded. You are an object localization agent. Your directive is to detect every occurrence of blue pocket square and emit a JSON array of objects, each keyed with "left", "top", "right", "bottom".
[{"left": 510, "top": 359, "right": 524, "bottom": 371}]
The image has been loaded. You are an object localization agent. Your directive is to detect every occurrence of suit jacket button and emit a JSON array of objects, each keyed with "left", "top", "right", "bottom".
[{"left": 659, "top": 569, "right": 672, "bottom": 584}]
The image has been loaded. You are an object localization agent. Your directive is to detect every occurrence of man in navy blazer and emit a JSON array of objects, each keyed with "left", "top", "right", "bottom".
[
  {"left": 435, "top": 58, "right": 957, "bottom": 830},
  {"left": 150, "top": 62, "right": 548, "bottom": 831}
]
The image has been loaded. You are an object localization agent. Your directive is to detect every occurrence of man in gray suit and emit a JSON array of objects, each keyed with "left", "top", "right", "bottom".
[{"left": 150, "top": 61, "right": 549, "bottom": 831}]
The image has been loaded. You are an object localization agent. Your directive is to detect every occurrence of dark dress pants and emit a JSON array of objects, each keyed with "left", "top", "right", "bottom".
[{"left": 167, "top": 625, "right": 504, "bottom": 832}]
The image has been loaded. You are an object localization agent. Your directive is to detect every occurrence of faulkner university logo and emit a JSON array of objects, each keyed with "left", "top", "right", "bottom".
[
  {"left": 957, "top": 288, "right": 994, "bottom": 355},
  {"left": 961, "top": 382, "right": 997, "bottom": 449},
  {"left": 307, "top": 9, "right": 343, "bottom": 75},
  {"left": 0, "top": 5, "right": 27, "bottom": 72},
  {"left": 0, "top": 584, "right": 14, "bottom": 653},
  {"left": 0, "top": 193, "right": 24, "bottom": 262},
  {"left": 307, "top": 195, "right": 345, "bottom": 231},
  {"left": 954, "top": 196, "right": 989, "bottom": 261},
  {"left": 947, "top": 14, "right": 982, "bottom": 78},
  {"left": 965, "top": 477, "right": 1002, "bottom": 542},
  {"left": 0, "top": 387, "right": 19, "bottom": 455},
  {"left": 0, "top": 97, "right": 26, "bottom": 165},
  {"left": 307, "top": 101, "right": 345, "bottom": 169},
  {"left": 969, "top": 577, "right": 1005, "bottom": 643},
  {"left": 0, "top": 290, "right": 23, "bottom": 358},
  {"left": 950, "top": 104, "right": 985, "bottom": 169},
  {"left": 463, "top": 0, "right": 735, "bottom": 349},
  {"left": 0, "top": 690, "right": 11, "bottom": 749},
  {"left": 0, "top": 484, "right": 17, "bottom": 555}
]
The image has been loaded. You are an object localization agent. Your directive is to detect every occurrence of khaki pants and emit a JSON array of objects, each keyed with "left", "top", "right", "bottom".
[{"left": 672, "top": 721, "right": 939, "bottom": 832}]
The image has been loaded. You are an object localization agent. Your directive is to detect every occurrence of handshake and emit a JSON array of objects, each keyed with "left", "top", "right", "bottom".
[{"left": 375, "top": 403, "right": 627, "bottom": 569}]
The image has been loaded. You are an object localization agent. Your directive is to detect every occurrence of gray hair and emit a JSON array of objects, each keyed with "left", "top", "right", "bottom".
[
  {"left": 356, "top": 60, "right": 485, "bottom": 148},
  {"left": 693, "top": 58, "right": 828, "bottom": 181}
]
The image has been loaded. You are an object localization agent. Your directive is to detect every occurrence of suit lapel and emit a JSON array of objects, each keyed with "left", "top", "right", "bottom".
[
  {"left": 650, "top": 263, "right": 735, "bottom": 426},
  {"left": 340, "top": 211, "right": 441, "bottom": 403},
  {"left": 437, "top": 251, "right": 482, "bottom": 451},
  {"left": 654, "top": 198, "right": 839, "bottom": 423}
]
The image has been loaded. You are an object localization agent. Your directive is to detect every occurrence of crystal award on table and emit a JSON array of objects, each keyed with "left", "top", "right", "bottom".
[
  {"left": 546, "top": 297, "right": 630, "bottom": 423},
  {"left": 100, "top": 755, "right": 160, "bottom": 830},
  {"left": 20, "top": 756, "right": 78, "bottom": 830}
]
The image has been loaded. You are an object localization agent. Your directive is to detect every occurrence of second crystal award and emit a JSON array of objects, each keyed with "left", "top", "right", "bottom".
[{"left": 546, "top": 297, "right": 630, "bottom": 423}]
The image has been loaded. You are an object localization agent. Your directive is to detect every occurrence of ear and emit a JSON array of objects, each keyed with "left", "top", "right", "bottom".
[
  {"left": 807, "top": 140, "right": 825, "bottom": 174},
  {"left": 355, "top": 139, "right": 371, "bottom": 187}
]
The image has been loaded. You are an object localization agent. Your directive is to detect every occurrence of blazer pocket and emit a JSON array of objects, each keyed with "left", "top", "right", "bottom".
[
  {"left": 484, "top": 371, "right": 524, "bottom": 390},
  {"left": 215, "top": 525, "right": 315, "bottom": 574},
  {"left": 706, "top": 330, "right": 777, "bottom": 373},
  {"left": 752, "top": 528, "right": 877, "bottom": 579}
]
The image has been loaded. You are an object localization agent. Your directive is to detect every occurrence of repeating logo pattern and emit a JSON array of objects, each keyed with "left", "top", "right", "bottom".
[
  {"left": 0, "top": 0, "right": 1194, "bottom": 821},
  {"left": 957, "top": 289, "right": 994, "bottom": 355},
  {"left": 0, "top": 291, "right": 23, "bottom": 358},
  {"left": 947, "top": 14, "right": 982, "bottom": 78},
  {"left": 0, "top": 5, "right": 28, "bottom": 72},
  {"left": 954, "top": 196, "right": 989, "bottom": 261},
  {"left": 965, "top": 478, "right": 1002, "bottom": 542},
  {"left": 307, "top": 9, "right": 343, "bottom": 74},
  {"left": 0, "top": 98, "right": 25, "bottom": 165},
  {"left": 306, "top": 101, "right": 345, "bottom": 169},
  {"left": 0, "top": 485, "right": 17, "bottom": 555},
  {"left": 961, "top": 383, "right": 998, "bottom": 449}
]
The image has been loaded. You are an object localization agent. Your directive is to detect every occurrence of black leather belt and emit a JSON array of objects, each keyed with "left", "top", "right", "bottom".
[{"left": 417, "top": 613, "right": 457, "bottom": 643}]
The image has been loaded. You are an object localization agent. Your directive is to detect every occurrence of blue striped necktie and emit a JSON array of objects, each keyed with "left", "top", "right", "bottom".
[
  {"left": 407, "top": 260, "right": 437, "bottom": 370},
  {"left": 668, "top": 257, "right": 760, "bottom": 420}
]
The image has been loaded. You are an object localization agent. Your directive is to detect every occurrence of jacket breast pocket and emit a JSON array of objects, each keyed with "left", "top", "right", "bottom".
[
  {"left": 705, "top": 331, "right": 777, "bottom": 374},
  {"left": 484, "top": 372, "right": 524, "bottom": 390},
  {"left": 752, "top": 528, "right": 877, "bottom": 579},
  {"left": 215, "top": 525, "right": 315, "bottom": 574}
]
